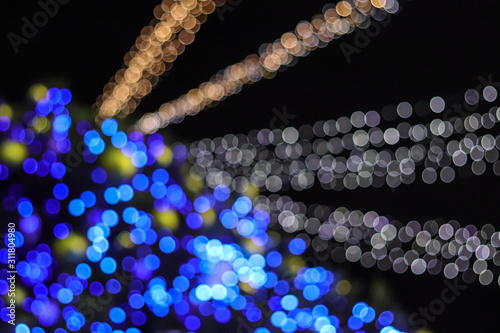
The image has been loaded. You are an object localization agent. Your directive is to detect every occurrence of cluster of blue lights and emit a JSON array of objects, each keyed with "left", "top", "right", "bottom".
[
  {"left": 219, "top": 196, "right": 270, "bottom": 245},
  {"left": 0, "top": 88, "right": 406, "bottom": 333},
  {"left": 294, "top": 267, "right": 334, "bottom": 301}
]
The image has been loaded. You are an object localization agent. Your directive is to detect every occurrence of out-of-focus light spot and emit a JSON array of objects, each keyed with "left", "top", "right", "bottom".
[
  {"left": 281, "top": 295, "right": 299, "bottom": 311},
  {"left": 53, "top": 183, "right": 69, "bottom": 200},
  {"left": 185, "top": 315, "right": 201, "bottom": 331},
  {"left": 159, "top": 236, "right": 176, "bottom": 253},
  {"left": 154, "top": 210, "right": 179, "bottom": 230},
  {"left": 29, "top": 84, "right": 48, "bottom": 102},
  {"left": 109, "top": 307, "right": 126, "bottom": 324},
  {"left": 102, "top": 148, "right": 136, "bottom": 176},
  {"left": 101, "top": 257, "right": 117, "bottom": 274},
  {"left": 57, "top": 288, "right": 73, "bottom": 304},
  {"left": 20, "top": 215, "right": 40, "bottom": 233},
  {"left": 104, "top": 187, "right": 120, "bottom": 204},
  {"left": 266, "top": 251, "right": 282, "bottom": 267},
  {"left": 131, "top": 151, "right": 148, "bottom": 168},
  {"left": 118, "top": 184, "right": 134, "bottom": 202},
  {"left": 75, "top": 263, "right": 91, "bottom": 280},
  {"left": 53, "top": 114, "right": 71, "bottom": 133},
  {"left": 378, "top": 311, "right": 394, "bottom": 326},
  {"left": 152, "top": 169, "right": 169, "bottom": 183},
  {"left": 336, "top": 280, "right": 351, "bottom": 295},
  {"left": 289, "top": 238, "right": 306, "bottom": 255},
  {"left": 17, "top": 199, "right": 33, "bottom": 217},
  {"left": 80, "top": 191, "right": 96, "bottom": 208},
  {"left": 91, "top": 167, "right": 107, "bottom": 184},
  {"left": 123, "top": 207, "right": 139, "bottom": 224},
  {"left": 15, "top": 324, "right": 31, "bottom": 333},
  {"left": 101, "top": 119, "right": 118, "bottom": 136},
  {"left": 430, "top": 96, "right": 445, "bottom": 113},
  {"left": 348, "top": 315, "right": 363, "bottom": 330},
  {"left": 232, "top": 197, "right": 252, "bottom": 217},
  {"left": 23, "top": 158, "right": 38, "bottom": 174},
  {"left": 102, "top": 209, "right": 119, "bottom": 227},
  {"left": 68, "top": 199, "right": 85, "bottom": 216},
  {"left": 129, "top": 294, "right": 145, "bottom": 309},
  {"left": 186, "top": 212, "right": 203, "bottom": 229},
  {"left": 1, "top": 142, "right": 28, "bottom": 164},
  {"left": 195, "top": 284, "right": 212, "bottom": 301},
  {"left": 194, "top": 196, "right": 210, "bottom": 213},
  {"left": 214, "top": 184, "right": 230, "bottom": 201},
  {"left": 111, "top": 131, "right": 128, "bottom": 148}
]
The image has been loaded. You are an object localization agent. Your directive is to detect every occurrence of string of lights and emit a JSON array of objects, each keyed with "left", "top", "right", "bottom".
[
  {"left": 254, "top": 194, "right": 500, "bottom": 286},
  {"left": 135, "top": 0, "right": 401, "bottom": 133},
  {"left": 186, "top": 87, "right": 500, "bottom": 192},
  {"left": 95, "top": 0, "right": 218, "bottom": 121}
]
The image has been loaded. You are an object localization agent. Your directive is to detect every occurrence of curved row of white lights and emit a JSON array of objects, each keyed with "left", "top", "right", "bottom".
[
  {"left": 187, "top": 87, "right": 500, "bottom": 192},
  {"left": 252, "top": 194, "right": 500, "bottom": 286}
]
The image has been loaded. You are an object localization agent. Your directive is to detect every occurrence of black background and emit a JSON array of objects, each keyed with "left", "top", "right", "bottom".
[{"left": 1, "top": 0, "right": 500, "bottom": 331}]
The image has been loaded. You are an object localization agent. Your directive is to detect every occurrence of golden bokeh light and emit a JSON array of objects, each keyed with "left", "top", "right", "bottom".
[
  {"left": 134, "top": 1, "right": 397, "bottom": 133},
  {"left": 95, "top": 0, "right": 220, "bottom": 121}
]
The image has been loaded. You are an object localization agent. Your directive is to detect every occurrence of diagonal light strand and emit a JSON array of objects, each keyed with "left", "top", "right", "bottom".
[
  {"left": 135, "top": 0, "right": 401, "bottom": 133},
  {"left": 95, "top": 0, "right": 220, "bottom": 121}
]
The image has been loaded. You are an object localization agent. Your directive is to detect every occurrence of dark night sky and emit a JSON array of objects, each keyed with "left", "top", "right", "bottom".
[{"left": 2, "top": 0, "right": 500, "bottom": 331}]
